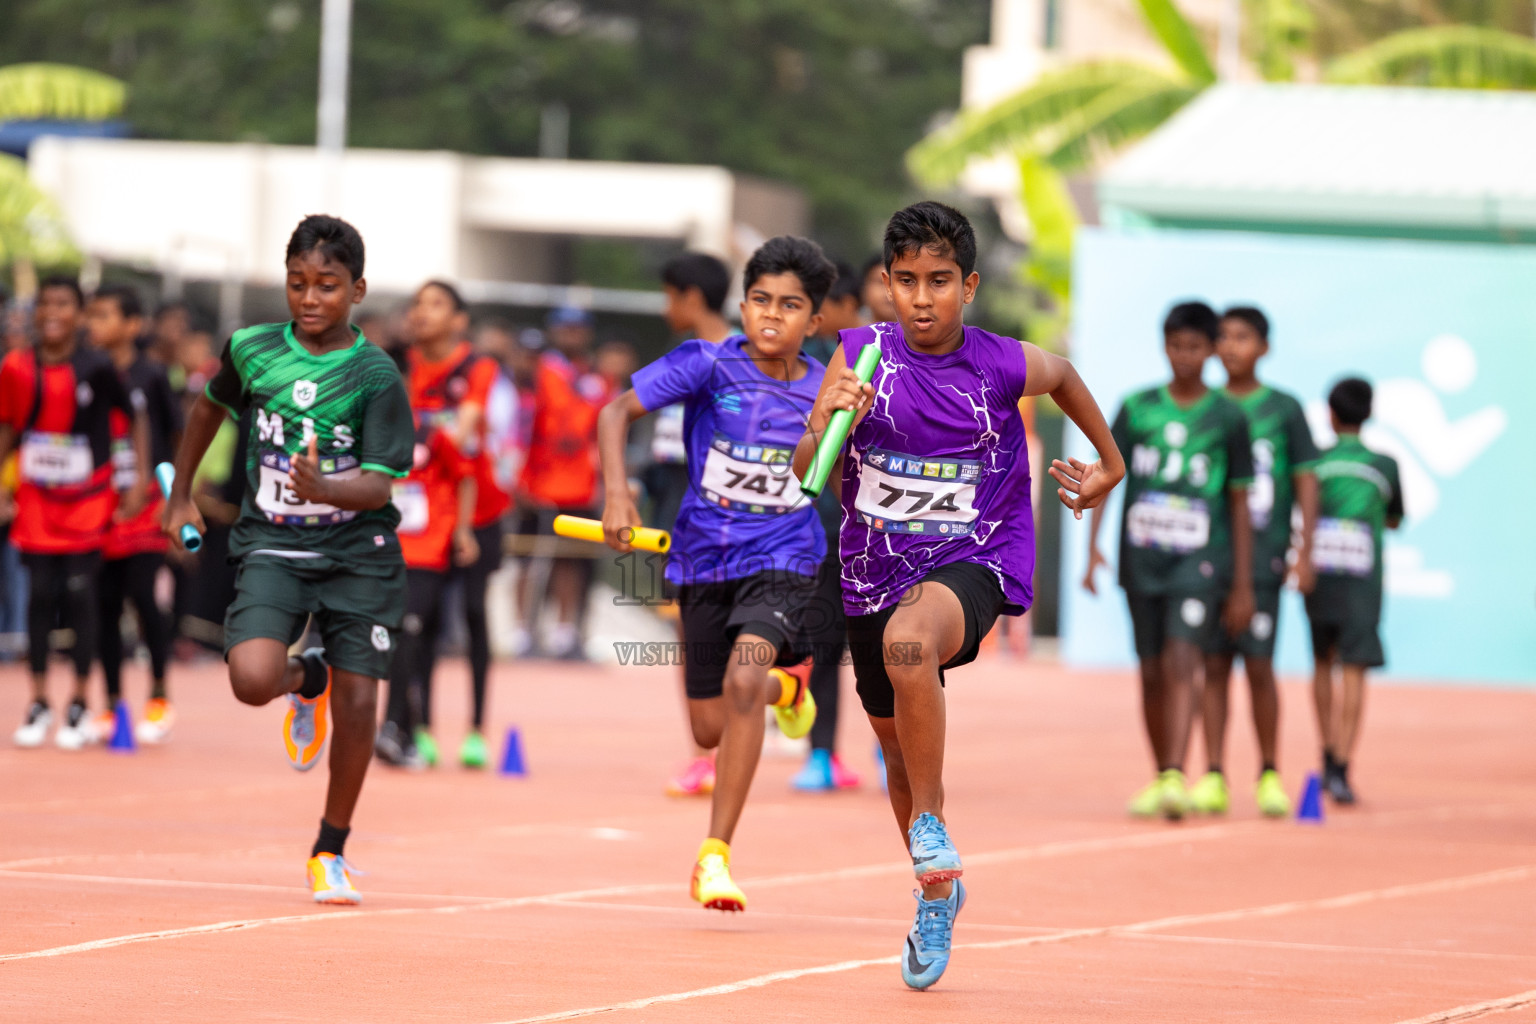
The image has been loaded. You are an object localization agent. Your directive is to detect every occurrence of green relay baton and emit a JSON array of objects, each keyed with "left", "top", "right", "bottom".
[{"left": 799, "top": 340, "right": 882, "bottom": 498}]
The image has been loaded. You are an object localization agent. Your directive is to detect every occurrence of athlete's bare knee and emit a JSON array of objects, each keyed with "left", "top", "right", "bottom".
[
  {"left": 721, "top": 662, "right": 765, "bottom": 714},
  {"left": 228, "top": 661, "right": 277, "bottom": 706}
]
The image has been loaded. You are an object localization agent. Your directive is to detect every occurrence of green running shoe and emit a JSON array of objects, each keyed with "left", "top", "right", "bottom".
[
  {"left": 1127, "top": 778, "right": 1163, "bottom": 818},
  {"left": 1189, "top": 771, "right": 1229, "bottom": 815},
  {"left": 1255, "top": 769, "right": 1291, "bottom": 817},
  {"left": 459, "top": 730, "right": 488, "bottom": 769},
  {"left": 413, "top": 727, "right": 439, "bottom": 767},
  {"left": 1158, "top": 769, "right": 1192, "bottom": 821}
]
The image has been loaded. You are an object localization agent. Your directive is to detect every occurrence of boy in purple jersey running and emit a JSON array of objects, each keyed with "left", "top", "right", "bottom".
[
  {"left": 598, "top": 236, "right": 834, "bottom": 913},
  {"left": 793, "top": 202, "right": 1123, "bottom": 990}
]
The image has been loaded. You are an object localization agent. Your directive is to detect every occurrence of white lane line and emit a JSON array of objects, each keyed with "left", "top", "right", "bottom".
[
  {"left": 1393, "top": 988, "right": 1536, "bottom": 1024},
  {"left": 1127, "top": 931, "right": 1536, "bottom": 962},
  {"left": 0, "top": 869, "right": 503, "bottom": 904},
  {"left": 531, "top": 897, "right": 1057, "bottom": 934},
  {"left": 481, "top": 863, "right": 1536, "bottom": 1024}
]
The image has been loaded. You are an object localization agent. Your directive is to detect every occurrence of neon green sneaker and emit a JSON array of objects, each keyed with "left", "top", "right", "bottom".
[
  {"left": 1255, "top": 769, "right": 1292, "bottom": 817},
  {"left": 770, "top": 667, "right": 817, "bottom": 740},
  {"left": 1127, "top": 778, "right": 1163, "bottom": 818},
  {"left": 459, "top": 730, "right": 487, "bottom": 769},
  {"left": 1158, "top": 769, "right": 1192, "bottom": 821},
  {"left": 1189, "top": 771, "right": 1230, "bottom": 815},
  {"left": 413, "top": 727, "right": 439, "bottom": 768}
]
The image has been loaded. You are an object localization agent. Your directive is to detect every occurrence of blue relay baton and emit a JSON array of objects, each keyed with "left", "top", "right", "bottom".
[{"left": 154, "top": 462, "right": 203, "bottom": 552}]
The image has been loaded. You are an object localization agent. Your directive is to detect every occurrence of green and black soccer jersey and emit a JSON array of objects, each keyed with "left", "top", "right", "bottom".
[
  {"left": 205, "top": 322, "right": 413, "bottom": 567},
  {"left": 1111, "top": 386, "right": 1254, "bottom": 595},
  {"left": 1222, "top": 385, "right": 1319, "bottom": 585},
  {"left": 1311, "top": 435, "right": 1402, "bottom": 597}
]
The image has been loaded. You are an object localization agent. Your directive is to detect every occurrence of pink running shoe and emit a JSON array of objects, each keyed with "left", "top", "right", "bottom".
[
  {"left": 829, "top": 753, "right": 862, "bottom": 790},
  {"left": 666, "top": 754, "right": 715, "bottom": 797}
]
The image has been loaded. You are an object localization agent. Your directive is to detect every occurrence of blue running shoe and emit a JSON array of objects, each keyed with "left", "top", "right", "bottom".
[
  {"left": 907, "top": 812, "right": 963, "bottom": 885},
  {"left": 791, "top": 748, "right": 834, "bottom": 792},
  {"left": 901, "top": 879, "right": 965, "bottom": 990}
]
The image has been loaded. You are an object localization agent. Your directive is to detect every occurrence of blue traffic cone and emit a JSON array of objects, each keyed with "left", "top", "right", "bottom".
[
  {"left": 108, "top": 701, "right": 136, "bottom": 753},
  {"left": 1296, "top": 772, "right": 1324, "bottom": 823},
  {"left": 499, "top": 727, "right": 526, "bottom": 776}
]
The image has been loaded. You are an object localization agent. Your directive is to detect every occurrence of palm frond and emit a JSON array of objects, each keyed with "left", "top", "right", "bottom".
[
  {"left": 1017, "top": 156, "right": 1078, "bottom": 305},
  {"left": 1134, "top": 0, "right": 1217, "bottom": 85},
  {"left": 0, "top": 63, "right": 126, "bottom": 121},
  {"left": 1324, "top": 26, "right": 1536, "bottom": 88},
  {"left": 0, "top": 155, "right": 80, "bottom": 268},
  {"left": 1028, "top": 78, "right": 1203, "bottom": 174},
  {"left": 907, "top": 61, "right": 1177, "bottom": 186}
]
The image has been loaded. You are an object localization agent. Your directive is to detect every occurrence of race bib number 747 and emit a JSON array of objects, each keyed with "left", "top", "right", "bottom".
[{"left": 699, "top": 434, "right": 799, "bottom": 514}]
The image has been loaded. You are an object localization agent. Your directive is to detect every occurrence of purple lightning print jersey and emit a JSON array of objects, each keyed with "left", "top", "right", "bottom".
[{"left": 837, "top": 322, "right": 1035, "bottom": 617}]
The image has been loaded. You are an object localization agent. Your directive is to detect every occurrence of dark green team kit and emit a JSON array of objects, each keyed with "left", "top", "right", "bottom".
[
  {"left": 1305, "top": 435, "right": 1403, "bottom": 668},
  {"left": 1111, "top": 386, "right": 1253, "bottom": 658},
  {"left": 206, "top": 322, "right": 414, "bottom": 678},
  {"left": 1210, "top": 385, "right": 1319, "bottom": 659}
]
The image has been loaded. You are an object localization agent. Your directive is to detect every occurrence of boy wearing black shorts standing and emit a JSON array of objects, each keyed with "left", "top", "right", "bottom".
[
  {"left": 1193, "top": 306, "right": 1318, "bottom": 817},
  {"left": 163, "top": 215, "right": 413, "bottom": 903},
  {"left": 598, "top": 237, "right": 832, "bottom": 912},
  {"left": 1084, "top": 302, "right": 1255, "bottom": 821},
  {"left": 1307, "top": 378, "right": 1402, "bottom": 805}
]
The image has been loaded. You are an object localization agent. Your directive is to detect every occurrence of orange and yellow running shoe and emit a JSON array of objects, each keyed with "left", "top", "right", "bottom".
[
  {"left": 770, "top": 665, "right": 817, "bottom": 740},
  {"left": 690, "top": 838, "right": 746, "bottom": 912},
  {"left": 136, "top": 698, "right": 176, "bottom": 745},
  {"left": 283, "top": 650, "right": 330, "bottom": 771},
  {"left": 307, "top": 853, "right": 361, "bottom": 904}
]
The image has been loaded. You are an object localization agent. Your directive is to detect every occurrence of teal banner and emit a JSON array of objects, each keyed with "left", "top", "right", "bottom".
[{"left": 1063, "top": 227, "right": 1534, "bottom": 684}]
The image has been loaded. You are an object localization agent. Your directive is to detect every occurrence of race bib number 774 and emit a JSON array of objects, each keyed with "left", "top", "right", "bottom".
[{"left": 853, "top": 447, "right": 980, "bottom": 537}]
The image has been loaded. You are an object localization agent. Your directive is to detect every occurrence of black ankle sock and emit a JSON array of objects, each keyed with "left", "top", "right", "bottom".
[
  {"left": 1323, "top": 749, "right": 1339, "bottom": 773},
  {"left": 312, "top": 818, "right": 350, "bottom": 858},
  {"left": 1260, "top": 761, "right": 1276, "bottom": 776},
  {"left": 151, "top": 679, "right": 167, "bottom": 700},
  {"left": 297, "top": 652, "right": 329, "bottom": 700},
  {"left": 1206, "top": 765, "right": 1223, "bottom": 777}
]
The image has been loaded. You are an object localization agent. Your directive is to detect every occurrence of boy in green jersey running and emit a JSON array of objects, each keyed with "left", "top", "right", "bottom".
[
  {"left": 1085, "top": 302, "right": 1255, "bottom": 821},
  {"left": 1192, "top": 307, "right": 1319, "bottom": 818},
  {"left": 163, "top": 215, "right": 414, "bottom": 903},
  {"left": 1307, "top": 378, "right": 1402, "bottom": 806}
]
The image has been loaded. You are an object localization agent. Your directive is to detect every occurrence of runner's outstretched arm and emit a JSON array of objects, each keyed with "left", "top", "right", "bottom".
[{"left": 1021, "top": 343, "right": 1124, "bottom": 518}]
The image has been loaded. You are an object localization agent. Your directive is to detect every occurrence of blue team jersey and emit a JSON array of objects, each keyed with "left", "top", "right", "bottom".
[{"left": 631, "top": 334, "right": 826, "bottom": 585}]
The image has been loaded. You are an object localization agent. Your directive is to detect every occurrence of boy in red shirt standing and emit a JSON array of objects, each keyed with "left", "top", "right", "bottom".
[{"left": 5, "top": 277, "right": 148, "bottom": 749}]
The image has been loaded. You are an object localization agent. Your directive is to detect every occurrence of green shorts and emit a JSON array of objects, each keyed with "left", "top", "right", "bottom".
[
  {"left": 1305, "top": 575, "right": 1384, "bottom": 668},
  {"left": 1125, "top": 590, "right": 1218, "bottom": 659},
  {"left": 1209, "top": 583, "right": 1282, "bottom": 660},
  {"left": 224, "top": 554, "right": 406, "bottom": 679}
]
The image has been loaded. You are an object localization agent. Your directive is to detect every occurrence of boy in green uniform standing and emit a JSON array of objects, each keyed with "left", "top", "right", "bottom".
[
  {"left": 1192, "top": 306, "right": 1319, "bottom": 817},
  {"left": 1307, "top": 377, "right": 1402, "bottom": 805},
  {"left": 163, "top": 215, "right": 413, "bottom": 903},
  {"left": 1084, "top": 302, "right": 1254, "bottom": 821}
]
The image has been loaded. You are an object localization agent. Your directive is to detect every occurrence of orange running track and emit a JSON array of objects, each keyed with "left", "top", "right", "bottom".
[{"left": 3, "top": 653, "right": 1535, "bottom": 1023}]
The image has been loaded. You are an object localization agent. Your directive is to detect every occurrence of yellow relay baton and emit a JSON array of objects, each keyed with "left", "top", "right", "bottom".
[{"left": 552, "top": 514, "right": 671, "bottom": 553}]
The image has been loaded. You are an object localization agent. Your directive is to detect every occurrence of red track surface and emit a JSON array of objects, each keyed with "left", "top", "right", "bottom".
[{"left": 3, "top": 654, "right": 1535, "bottom": 1022}]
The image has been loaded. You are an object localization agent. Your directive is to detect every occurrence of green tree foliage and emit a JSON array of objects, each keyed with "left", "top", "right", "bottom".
[{"left": 2, "top": 0, "right": 988, "bottom": 259}]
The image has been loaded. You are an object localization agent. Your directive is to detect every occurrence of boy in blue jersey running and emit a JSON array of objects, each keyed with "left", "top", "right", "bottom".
[{"left": 597, "top": 236, "right": 835, "bottom": 912}]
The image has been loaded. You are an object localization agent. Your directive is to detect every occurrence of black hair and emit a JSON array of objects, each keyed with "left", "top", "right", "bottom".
[
  {"left": 285, "top": 214, "right": 365, "bottom": 280},
  {"left": 860, "top": 254, "right": 884, "bottom": 279},
  {"left": 661, "top": 252, "right": 730, "bottom": 314},
  {"left": 420, "top": 279, "right": 466, "bottom": 312},
  {"left": 93, "top": 284, "right": 143, "bottom": 320},
  {"left": 38, "top": 275, "right": 84, "bottom": 308},
  {"left": 882, "top": 201, "right": 977, "bottom": 278},
  {"left": 826, "top": 261, "right": 861, "bottom": 304},
  {"left": 1163, "top": 301, "right": 1219, "bottom": 342},
  {"left": 1328, "top": 377, "right": 1373, "bottom": 426},
  {"left": 742, "top": 236, "right": 837, "bottom": 312},
  {"left": 1222, "top": 305, "right": 1269, "bottom": 343}
]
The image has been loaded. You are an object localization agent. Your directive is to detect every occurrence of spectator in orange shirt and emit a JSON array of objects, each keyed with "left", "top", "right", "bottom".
[{"left": 512, "top": 306, "right": 616, "bottom": 660}]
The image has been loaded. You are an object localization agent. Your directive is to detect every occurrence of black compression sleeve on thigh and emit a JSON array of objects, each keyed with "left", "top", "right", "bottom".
[
  {"left": 126, "top": 554, "right": 172, "bottom": 689},
  {"left": 25, "top": 556, "right": 60, "bottom": 677},
  {"left": 98, "top": 557, "right": 127, "bottom": 700},
  {"left": 312, "top": 818, "right": 350, "bottom": 858},
  {"left": 297, "top": 650, "right": 329, "bottom": 700},
  {"left": 63, "top": 556, "right": 98, "bottom": 680}
]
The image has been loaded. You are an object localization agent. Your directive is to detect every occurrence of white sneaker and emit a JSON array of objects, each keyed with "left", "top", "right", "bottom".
[
  {"left": 13, "top": 701, "right": 51, "bottom": 747},
  {"left": 54, "top": 701, "right": 91, "bottom": 751}
]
